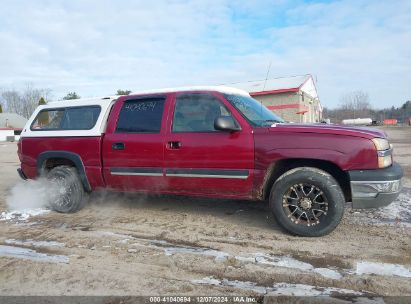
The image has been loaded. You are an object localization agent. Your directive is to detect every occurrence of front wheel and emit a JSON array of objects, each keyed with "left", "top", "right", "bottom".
[
  {"left": 46, "top": 166, "right": 87, "bottom": 213},
  {"left": 269, "top": 167, "right": 345, "bottom": 237}
]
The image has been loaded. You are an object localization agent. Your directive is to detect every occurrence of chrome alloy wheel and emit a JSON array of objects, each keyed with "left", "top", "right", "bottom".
[{"left": 282, "top": 183, "right": 329, "bottom": 226}]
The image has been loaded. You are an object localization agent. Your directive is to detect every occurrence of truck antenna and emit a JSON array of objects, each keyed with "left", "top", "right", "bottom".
[
  {"left": 261, "top": 61, "right": 272, "bottom": 117},
  {"left": 263, "top": 61, "right": 271, "bottom": 92}
]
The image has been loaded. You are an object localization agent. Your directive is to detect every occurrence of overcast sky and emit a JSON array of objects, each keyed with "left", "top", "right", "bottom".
[{"left": 0, "top": 0, "right": 410, "bottom": 108}]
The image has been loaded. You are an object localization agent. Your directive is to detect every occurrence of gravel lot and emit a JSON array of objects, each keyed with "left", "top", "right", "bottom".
[{"left": 0, "top": 127, "right": 410, "bottom": 299}]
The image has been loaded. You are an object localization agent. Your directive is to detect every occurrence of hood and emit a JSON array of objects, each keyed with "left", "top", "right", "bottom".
[{"left": 269, "top": 123, "right": 386, "bottom": 139}]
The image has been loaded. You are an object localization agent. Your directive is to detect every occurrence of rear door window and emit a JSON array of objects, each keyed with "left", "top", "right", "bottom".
[{"left": 116, "top": 97, "right": 166, "bottom": 133}]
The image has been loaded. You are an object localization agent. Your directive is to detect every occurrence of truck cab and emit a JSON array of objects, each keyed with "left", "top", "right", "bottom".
[{"left": 17, "top": 86, "right": 403, "bottom": 236}]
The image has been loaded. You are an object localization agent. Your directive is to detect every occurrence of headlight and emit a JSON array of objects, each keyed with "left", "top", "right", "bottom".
[
  {"left": 372, "top": 138, "right": 392, "bottom": 168},
  {"left": 372, "top": 138, "right": 390, "bottom": 150}
]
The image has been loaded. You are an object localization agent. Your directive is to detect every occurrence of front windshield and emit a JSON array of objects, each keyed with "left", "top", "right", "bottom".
[{"left": 224, "top": 94, "right": 285, "bottom": 127}]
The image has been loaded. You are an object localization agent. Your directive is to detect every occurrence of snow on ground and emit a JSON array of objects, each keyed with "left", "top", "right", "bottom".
[
  {"left": 253, "top": 252, "right": 313, "bottom": 271},
  {"left": 312, "top": 268, "right": 343, "bottom": 280},
  {"left": 356, "top": 261, "right": 411, "bottom": 278},
  {"left": 243, "top": 253, "right": 343, "bottom": 280},
  {"left": 375, "top": 192, "right": 411, "bottom": 226},
  {"left": 192, "top": 276, "right": 365, "bottom": 296},
  {"left": 164, "top": 246, "right": 229, "bottom": 262},
  {"left": 101, "top": 231, "right": 230, "bottom": 261},
  {"left": 0, "top": 245, "right": 69, "bottom": 263},
  {"left": 192, "top": 277, "right": 267, "bottom": 294},
  {"left": 0, "top": 208, "right": 49, "bottom": 221},
  {"left": 269, "top": 282, "right": 364, "bottom": 297},
  {"left": 5, "top": 239, "right": 64, "bottom": 248},
  {"left": 101, "top": 230, "right": 411, "bottom": 281},
  {"left": 101, "top": 231, "right": 344, "bottom": 279},
  {"left": 348, "top": 189, "right": 411, "bottom": 227}
]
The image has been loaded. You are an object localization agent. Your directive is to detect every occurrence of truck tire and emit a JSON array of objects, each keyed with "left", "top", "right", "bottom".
[
  {"left": 269, "top": 167, "right": 345, "bottom": 237},
  {"left": 46, "top": 165, "right": 87, "bottom": 213}
]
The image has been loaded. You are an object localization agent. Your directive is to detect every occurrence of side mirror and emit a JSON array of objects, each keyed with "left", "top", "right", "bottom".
[{"left": 214, "top": 116, "right": 241, "bottom": 132}]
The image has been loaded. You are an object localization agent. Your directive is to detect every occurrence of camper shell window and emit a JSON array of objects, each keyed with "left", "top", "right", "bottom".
[{"left": 30, "top": 106, "right": 101, "bottom": 131}]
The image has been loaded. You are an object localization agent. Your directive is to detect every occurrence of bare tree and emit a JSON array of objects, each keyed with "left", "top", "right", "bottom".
[
  {"left": 1, "top": 90, "right": 20, "bottom": 114},
  {"left": 1, "top": 85, "right": 52, "bottom": 118},
  {"left": 339, "top": 90, "right": 372, "bottom": 120}
]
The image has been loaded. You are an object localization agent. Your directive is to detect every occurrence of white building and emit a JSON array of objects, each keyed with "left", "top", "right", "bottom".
[{"left": 0, "top": 113, "right": 28, "bottom": 141}]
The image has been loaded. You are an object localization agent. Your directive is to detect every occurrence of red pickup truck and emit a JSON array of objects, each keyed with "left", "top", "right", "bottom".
[{"left": 17, "top": 86, "right": 403, "bottom": 236}]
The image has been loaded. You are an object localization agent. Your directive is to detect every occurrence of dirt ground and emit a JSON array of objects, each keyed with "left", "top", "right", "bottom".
[{"left": 0, "top": 127, "right": 410, "bottom": 299}]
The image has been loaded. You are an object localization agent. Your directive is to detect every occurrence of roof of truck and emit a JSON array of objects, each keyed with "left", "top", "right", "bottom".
[
  {"left": 42, "top": 86, "right": 249, "bottom": 107},
  {"left": 129, "top": 85, "right": 250, "bottom": 97},
  {"left": 47, "top": 96, "right": 118, "bottom": 108}
]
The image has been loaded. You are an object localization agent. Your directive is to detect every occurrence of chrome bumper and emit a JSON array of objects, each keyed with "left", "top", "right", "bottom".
[{"left": 348, "top": 163, "right": 403, "bottom": 209}]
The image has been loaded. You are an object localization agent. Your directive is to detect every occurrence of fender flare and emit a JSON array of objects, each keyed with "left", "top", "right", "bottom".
[
  {"left": 37, "top": 151, "right": 91, "bottom": 192},
  {"left": 258, "top": 149, "right": 349, "bottom": 200}
]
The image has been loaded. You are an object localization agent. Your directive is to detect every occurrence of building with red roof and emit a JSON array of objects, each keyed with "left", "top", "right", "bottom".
[{"left": 228, "top": 74, "right": 322, "bottom": 123}]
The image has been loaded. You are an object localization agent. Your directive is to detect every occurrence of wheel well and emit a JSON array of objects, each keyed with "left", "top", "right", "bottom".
[
  {"left": 43, "top": 158, "right": 76, "bottom": 171},
  {"left": 263, "top": 159, "right": 351, "bottom": 202},
  {"left": 37, "top": 151, "right": 92, "bottom": 192}
]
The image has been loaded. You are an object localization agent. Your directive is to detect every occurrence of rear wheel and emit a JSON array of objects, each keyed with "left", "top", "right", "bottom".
[
  {"left": 269, "top": 167, "right": 345, "bottom": 237},
  {"left": 46, "top": 165, "right": 87, "bottom": 213}
]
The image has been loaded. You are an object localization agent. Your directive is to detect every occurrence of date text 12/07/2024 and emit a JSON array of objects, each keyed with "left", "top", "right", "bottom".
[{"left": 149, "top": 296, "right": 259, "bottom": 303}]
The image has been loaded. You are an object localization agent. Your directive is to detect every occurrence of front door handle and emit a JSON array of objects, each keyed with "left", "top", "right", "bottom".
[
  {"left": 167, "top": 141, "right": 182, "bottom": 149},
  {"left": 112, "top": 142, "right": 125, "bottom": 150}
]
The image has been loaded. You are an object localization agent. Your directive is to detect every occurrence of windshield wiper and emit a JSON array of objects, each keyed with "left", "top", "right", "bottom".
[{"left": 263, "top": 119, "right": 283, "bottom": 124}]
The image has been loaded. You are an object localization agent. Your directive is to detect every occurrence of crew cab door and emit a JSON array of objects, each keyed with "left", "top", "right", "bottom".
[
  {"left": 102, "top": 95, "right": 170, "bottom": 191},
  {"left": 163, "top": 92, "right": 254, "bottom": 197}
]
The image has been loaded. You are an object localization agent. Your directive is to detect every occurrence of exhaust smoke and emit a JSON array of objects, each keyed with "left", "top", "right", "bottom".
[{"left": 1, "top": 178, "right": 60, "bottom": 221}]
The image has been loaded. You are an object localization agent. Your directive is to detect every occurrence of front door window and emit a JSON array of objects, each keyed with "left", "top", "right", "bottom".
[{"left": 172, "top": 94, "right": 232, "bottom": 132}]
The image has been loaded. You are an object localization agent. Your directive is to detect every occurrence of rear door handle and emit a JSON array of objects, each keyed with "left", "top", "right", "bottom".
[
  {"left": 167, "top": 141, "right": 182, "bottom": 149},
  {"left": 112, "top": 142, "right": 125, "bottom": 150}
]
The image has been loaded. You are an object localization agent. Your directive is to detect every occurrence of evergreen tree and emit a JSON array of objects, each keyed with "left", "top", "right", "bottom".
[
  {"left": 37, "top": 97, "right": 49, "bottom": 125},
  {"left": 38, "top": 97, "right": 46, "bottom": 105},
  {"left": 116, "top": 89, "right": 131, "bottom": 95},
  {"left": 63, "top": 92, "right": 81, "bottom": 100}
]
